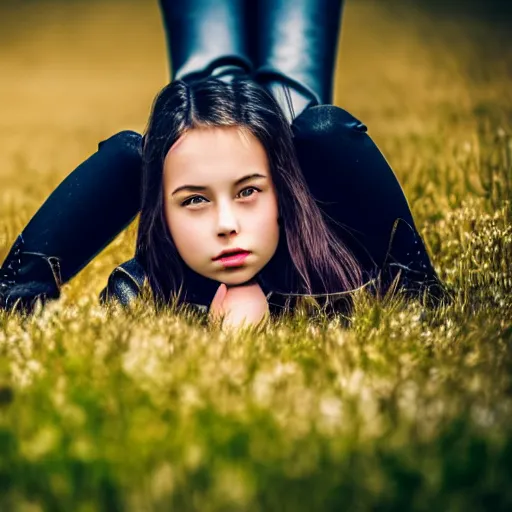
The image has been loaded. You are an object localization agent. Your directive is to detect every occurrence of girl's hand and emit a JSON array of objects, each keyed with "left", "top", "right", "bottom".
[
  {"left": 208, "top": 280, "right": 269, "bottom": 330},
  {"left": 209, "top": 283, "right": 228, "bottom": 322}
]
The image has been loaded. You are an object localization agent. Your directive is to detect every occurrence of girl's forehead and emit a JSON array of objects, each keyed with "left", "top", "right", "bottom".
[
  {"left": 164, "top": 126, "right": 269, "bottom": 178},
  {"left": 169, "top": 126, "right": 255, "bottom": 153}
]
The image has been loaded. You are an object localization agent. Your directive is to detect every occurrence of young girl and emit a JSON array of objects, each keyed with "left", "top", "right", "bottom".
[
  {"left": 135, "top": 77, "right": 365, "bottom": 327},
  {"left": 0, "top": 0, "right": 447, "bottom": 325}
]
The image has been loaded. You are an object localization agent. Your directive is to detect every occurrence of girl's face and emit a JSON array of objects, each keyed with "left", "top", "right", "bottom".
[{"left": 163, "top": 126, "right": 280, "bottom": 286}]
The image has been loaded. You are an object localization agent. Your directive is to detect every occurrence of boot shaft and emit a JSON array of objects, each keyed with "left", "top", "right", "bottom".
[
  {"left": 159, "top": 0, "right": 253, "bottom": 82},
  {"left": 159, "top": 0, "right": 346, "bottom": 120}
]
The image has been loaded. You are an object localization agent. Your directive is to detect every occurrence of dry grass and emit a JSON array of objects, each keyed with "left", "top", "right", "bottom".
[{"left": 0, "top": 1, "right": 511, "bottom": 510}]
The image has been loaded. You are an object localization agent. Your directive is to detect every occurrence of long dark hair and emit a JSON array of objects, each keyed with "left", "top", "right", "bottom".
[{"left": 136, "top": 77, "right": 363, "bottom": 308}]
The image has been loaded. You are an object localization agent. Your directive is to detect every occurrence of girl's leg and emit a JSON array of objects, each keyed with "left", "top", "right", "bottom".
[
  {"left": 250, "top": 0, "right": 345, "bottom": 121},
  {"left": 291, "top": 106, "right": 446, "bottom": 303},
  {"left": 159, "top": 0, "right": 252, "bottom": 82},
  {"left": 0, "top": 131, "right": 143, "bottom": 313}
]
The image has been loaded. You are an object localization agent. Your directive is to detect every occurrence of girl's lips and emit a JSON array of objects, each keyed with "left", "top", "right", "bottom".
[{"left": 215, "top": 251, "right": 251, "bottom": 267}]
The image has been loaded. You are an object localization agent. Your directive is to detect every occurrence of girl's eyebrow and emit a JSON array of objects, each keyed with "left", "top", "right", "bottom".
[{"left": 172, "top": 173, "right": 267, "bottom": 196}]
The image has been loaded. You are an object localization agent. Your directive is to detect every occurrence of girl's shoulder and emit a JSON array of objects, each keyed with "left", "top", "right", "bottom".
[{"left": 98, "top": 258, "right": 210, "bottom": 316}]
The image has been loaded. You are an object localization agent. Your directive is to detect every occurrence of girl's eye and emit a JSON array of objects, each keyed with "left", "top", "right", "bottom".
[
  {"left": 181, "top": 196, "right": 206, "bottom": 207},
  {"left": 181, "top": 186, "right": 261, "bottom": 207},
  {"left": 238, "top": 186, "right": 261, "bottom": 198}
]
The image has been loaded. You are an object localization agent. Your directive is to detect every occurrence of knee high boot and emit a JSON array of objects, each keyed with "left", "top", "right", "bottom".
[
  {"left": 159, "top": 0, "right": 253, "bottom": 82},
  {"left": 0, "top": 131, "right": 143, "bottom": 314},
  {"left": 251, "top": 0, "right": 345, "bottom": 122}
]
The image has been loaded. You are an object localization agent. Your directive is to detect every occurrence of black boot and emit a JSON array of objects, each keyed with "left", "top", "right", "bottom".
[
  {"left": 380, "top": 218, "right": 451, "bottom": 307},
  {"left": 251, "top": 0, "right": 345, "bottom": 122},
  {"left": 159, "top": 0, "right": 253, "bottom": 83},
  {"left": 0, "top": 234, "right": 62, "bottom": 313},
  {"left": 0, "top": 131, "right": 143, "bottom": 314}
]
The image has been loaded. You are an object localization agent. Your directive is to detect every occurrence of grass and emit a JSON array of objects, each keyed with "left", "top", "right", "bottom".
[{"left": 0, "top": 0, "right": 511, "bottom": 510}]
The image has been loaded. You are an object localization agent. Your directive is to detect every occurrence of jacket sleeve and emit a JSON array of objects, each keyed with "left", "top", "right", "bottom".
[
  {"left": 99, "top": 257, "right": 147, "bottom": 307},
  {"left": 98, "top": 258, "right": 212, "bottom": 316}
]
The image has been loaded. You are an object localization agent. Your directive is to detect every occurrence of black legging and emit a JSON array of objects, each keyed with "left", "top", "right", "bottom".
[{"left": 1, "top": 0, "right": 445, "bottom": 312}]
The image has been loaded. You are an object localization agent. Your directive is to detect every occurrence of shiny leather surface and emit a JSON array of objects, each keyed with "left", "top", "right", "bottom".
[
  {"left": 99, "top": 258, "right": 213, "bottom": 316},
  {"left": 159, "top": 0, "right": 345, "bottom": 120},
  {"left": 159, "top": 0, "right": 253, "bottom": 82},
  {"left": 251, "top": 0, "right": 345, "bottom": 119},
  {"left": 99, "top": 257, "right": 146, "bottom": 308}
]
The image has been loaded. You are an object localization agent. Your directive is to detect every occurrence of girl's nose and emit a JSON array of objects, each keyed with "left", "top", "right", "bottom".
[{"left": 216, "top": 202, "right": 240, "bottom": 236}]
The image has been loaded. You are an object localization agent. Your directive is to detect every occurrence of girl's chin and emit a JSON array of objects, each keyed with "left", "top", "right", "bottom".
[
  {"left": 217, "top": 272, "right": 258, "bottom": 287},
  {"left": 226, "top": 277, "right": 258, "bottom": 288}
]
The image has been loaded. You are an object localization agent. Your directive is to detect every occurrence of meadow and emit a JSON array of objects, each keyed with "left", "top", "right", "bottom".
[{"left": 0, "top": 0, "right": 511, "bottom": 510}]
